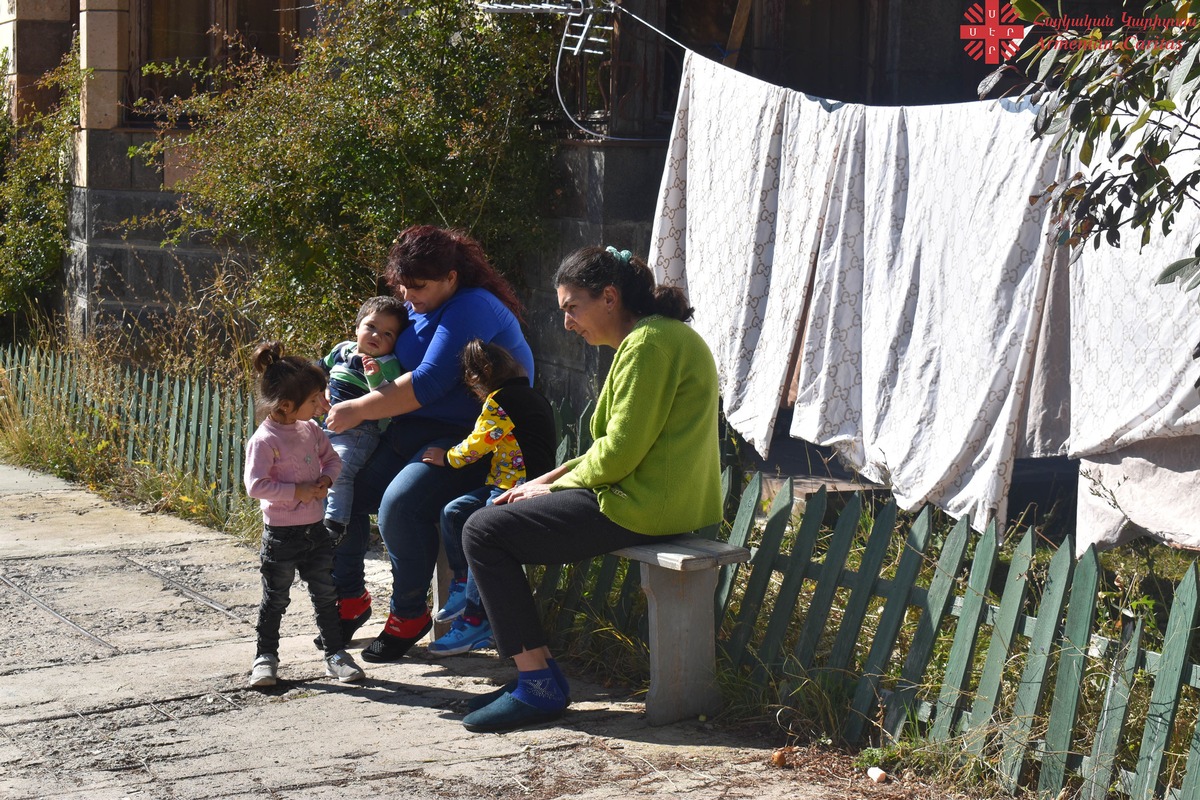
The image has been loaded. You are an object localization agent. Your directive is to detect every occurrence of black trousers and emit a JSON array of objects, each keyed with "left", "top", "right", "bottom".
[{"left": 462, "top": 488, "right": 668, "bottom": 658}]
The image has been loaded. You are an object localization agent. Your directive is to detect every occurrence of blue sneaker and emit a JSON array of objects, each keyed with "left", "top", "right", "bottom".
[
  {"left": 435, "top": 579, "right": 468, "bottom": 623},
  {"left": 427, "top": 617, "right": 493, "bottom": 657}
]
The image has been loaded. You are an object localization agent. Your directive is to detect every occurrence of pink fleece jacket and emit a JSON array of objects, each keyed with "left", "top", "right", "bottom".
[{"left": 244, "top": 417, "right": 341, "bottom": 526}]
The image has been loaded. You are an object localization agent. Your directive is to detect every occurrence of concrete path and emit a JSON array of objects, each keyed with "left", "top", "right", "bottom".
[{"left": 0, "top": 463, "right": 831, "bottom": 799}]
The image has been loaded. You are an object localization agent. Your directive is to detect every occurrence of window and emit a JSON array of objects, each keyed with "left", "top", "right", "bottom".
[{"left": 126, "top": 0, "right": 315, "bottom": 123}]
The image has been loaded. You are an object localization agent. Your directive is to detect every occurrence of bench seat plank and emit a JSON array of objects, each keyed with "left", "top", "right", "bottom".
[{"left": 613, "top": 534, "right": 751, "bottom": 572}]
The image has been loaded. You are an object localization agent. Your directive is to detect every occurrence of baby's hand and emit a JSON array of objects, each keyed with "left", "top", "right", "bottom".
[
  {"left": 362, "top": 356, "right": 379, "bottom": 376},
  {"left": 421, "top": 447, "right": 447, "bottom": 467}
]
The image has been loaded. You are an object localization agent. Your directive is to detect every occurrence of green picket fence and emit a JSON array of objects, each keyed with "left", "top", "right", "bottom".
[
  {"left": 0, "top": 343, "right": 254, "bottom": 517},
  {"left": 6, "top": 341, "right": 1200, "bottom": 797},
  {"left": 541, "top": 477, "right": 1200, "bottom": 798}
]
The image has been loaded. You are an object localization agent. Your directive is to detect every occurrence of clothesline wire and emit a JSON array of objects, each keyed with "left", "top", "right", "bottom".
[{"left": 553, "top": 1, "right": 692, "bottom": 142}]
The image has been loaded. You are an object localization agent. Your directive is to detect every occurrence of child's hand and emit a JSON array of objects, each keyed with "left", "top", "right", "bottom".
[
  {"left": 294, "top": 481, "right": 329, "bottom": 503},
  {"left": 421, "top": 447, "right": 446, "bottom": 467},
  {"left": 362, "top": 356, "right": 379, "bottom": 376}
]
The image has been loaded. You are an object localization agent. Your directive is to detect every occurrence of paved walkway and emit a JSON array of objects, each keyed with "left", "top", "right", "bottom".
[{"left": 0, "top": 463, "right": 833, "bottom": 799}]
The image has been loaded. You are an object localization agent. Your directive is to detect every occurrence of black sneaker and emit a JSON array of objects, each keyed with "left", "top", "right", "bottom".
[
  {"left": 313, "top": 606, "right": 373, "bottom": 651},
  {"left": 360, "top": 615, "right": 433, "bottom": 663}
]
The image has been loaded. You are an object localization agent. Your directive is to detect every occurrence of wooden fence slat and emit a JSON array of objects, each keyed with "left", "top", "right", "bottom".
[
  {"left": 589, "top": 554, "right": 622, "bottom": 618},
  {"left": 1038, "top": 545, "right": 1101, "bottom": 797},
  {"left": 930, "top": 521, "right": 1000, "bottom": 742},
  {"left": 715, "top": 472, "right": 762, "bottom": 623},
  {"left": 727, "top": 477, "right": 796, "bottom": 669},
  {"left": 199, "top": 380, "right": 214, "bottom": 486},
  {"left": 1132, "top": 563, "right": 1200, "bottom": 800},
  {"left": 554, "top": 560, "right": 596, "bottom": 637},
  {"left": 844, "top": 507, "right": 933, "bottom": 744},
  {"left": 999, "top": 539, "right": 1077, "bottom": 792},
  {"left": 825, "top": 500, "right": 898, "bottom": 676},
  {"left": 613, "top": 560, "right": 642, "bottom": 632},
  {"left": 1178, "top": 683, "right": 1200, "bottom": 800},
  {"left": 752, "top": 487, "right": 827, "bottom": 678},
  {"left": 1081, "top": 616, "right": 1144, "bottom": 800},
  {"left": 791, "top": 492, "right": 861, "bottom": 674},
  {"left": 883, "top": 514, "right": 971, "bottom": 741},
  {"left": 964, "top": 527, "right": 1036, "bottom": 753}
]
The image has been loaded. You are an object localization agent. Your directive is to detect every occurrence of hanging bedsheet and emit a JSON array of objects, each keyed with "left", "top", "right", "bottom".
[
  {"left": 651, "top": 51, "right": 1068, "bottom": 531},
  {"left": 651, "top": 52, "right": 864, "bottom": 455},
  {"left": 793, "top": 101, "right": 1068, "bottom": 531},
  {"left": 1070, "top": 183, "right": 1200, "bottom": 552},
  {"left": 650, "top": 50, "right": 1200, "bottom": 545}
]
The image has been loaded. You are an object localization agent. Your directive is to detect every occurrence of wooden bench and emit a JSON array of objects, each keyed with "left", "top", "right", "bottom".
[
  {"left": 432, "top": 533, "right": 750, "bottom": 726},
  {"left": 611, "top": 534, "right": 751, "bottom": 725}
]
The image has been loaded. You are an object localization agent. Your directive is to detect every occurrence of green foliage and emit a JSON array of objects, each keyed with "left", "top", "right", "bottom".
[
  {"left": 982, "top": 2, "right": 1200, "bottom": 287},
  {"left": 0, "top": 43, "right": 83, "bottom": 315},
  {"left": 133, "top": 0, "right": 557, "bottom": 351}
]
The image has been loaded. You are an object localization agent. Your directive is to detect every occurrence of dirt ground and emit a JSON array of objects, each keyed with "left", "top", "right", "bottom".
[{"left": 0, "top": 463, "right": 961, "bottom": 799}]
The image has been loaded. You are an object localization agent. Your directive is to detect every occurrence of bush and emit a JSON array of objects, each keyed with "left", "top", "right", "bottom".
[
  {"left": 0, "top": 43, "right": 83, "bottom": 318},
  {"left": 134, "top": 0, "right": 557, "bottom": 352}
]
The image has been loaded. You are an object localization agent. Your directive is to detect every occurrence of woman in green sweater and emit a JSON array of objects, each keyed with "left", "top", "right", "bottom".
[{"left": 458, "top": 245, "right": 722, "bottom": 733}]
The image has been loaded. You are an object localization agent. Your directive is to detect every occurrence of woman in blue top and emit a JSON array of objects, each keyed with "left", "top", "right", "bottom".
[{"left": 324, "top": 225, "right": 534, "bottom": 663}]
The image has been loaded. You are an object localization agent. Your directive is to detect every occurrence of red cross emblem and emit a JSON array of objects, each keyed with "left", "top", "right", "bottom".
[{"left": 961, "top": 1, "right": 1025, "bottom": 64}]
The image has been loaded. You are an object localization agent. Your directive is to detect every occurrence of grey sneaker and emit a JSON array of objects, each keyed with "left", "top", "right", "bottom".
[
  {"left": 249, "top": 654, "right": 278, "bottom": 688},
  {"left": 325, "top": 650, "right": 365, "bottom": 683}
]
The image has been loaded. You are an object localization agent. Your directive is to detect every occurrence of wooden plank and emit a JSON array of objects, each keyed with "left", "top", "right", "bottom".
[
  {"left": 723, "top": 0, "right": 754, "bottom": 68},
  {"left": 167, "top": 376, "right": 181, "bottom": 472},
  {"left": 964, "top": 527, "right": 1036, "bottom": 754},
  {"left": 727, "top": 477, "right": 796, "bottom": 669},
  {"left": 1179, "top": 671, "right": 1200, "bottom": 800},
  {"left": 998, "top": 539, "right": 1077, "bottom": 792},
  {"left": 883, "top": 513, "right": 971, "bottom": 741},
  {"left": 1132, "top": 563, "right": 1200, "bottom": 800},
  {"left": 751, "top": 488, "right": 828, "bottom": 677},
  {"left": 1081, "top": 615, "right": 1143, "bottom": 800},
  {"left": 613, "top": 560, "right": 642, "bottom": 632},
  {"left": 791, "top": 492, "right": 861, "bottom": 673},
  {"left": 1038, "top": 545, "right": 1101, "bottom": 796},
  {"left": 589, "top": 554, "right": 622, "bottom": 617},
  {"left": 844, "top": 507, "right": 933, "bottom": 744},
  {"left": 614, "top": 534, "right": 751, "bottom": 572},
  {"left": 554, "top": 559, "right": 595, "bottom": 637},
  {"left": 825, "top": 500, "right": 898, "bottom": 675},
  {"left": 715, "top": 472, "right": 762, "bottom": 622},
  {"left": 930, "top": 521, "right": 999, "bottom": 742}
]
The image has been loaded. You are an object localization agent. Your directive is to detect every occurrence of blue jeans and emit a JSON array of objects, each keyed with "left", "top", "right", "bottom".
[
  {"left": 323, "top": 421, "right": 381, "bottom": 526},
  {"left": 441, "top": 485, "right": 504, "bottom": 615},
  {"left": 331, "top": 415, "right": 490, "bottom": 617},
  {"left": 256, "top": 522, "right": 343, "bottom": 656}
]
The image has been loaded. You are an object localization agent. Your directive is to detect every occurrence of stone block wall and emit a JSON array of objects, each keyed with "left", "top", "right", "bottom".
[{"left": 522, "top": 139, "right": 668, "bottom": 412}]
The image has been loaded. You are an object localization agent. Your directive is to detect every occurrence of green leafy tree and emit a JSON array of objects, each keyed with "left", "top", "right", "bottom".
[
  {"left": 985, "top": 1, "right": 1200, "bottom": 290},
  {"left": 136, "top": 0, "right": 556, "bottom": 349},
  {"left": 0, "top": 44, "right": 83, "bottom": 318}
]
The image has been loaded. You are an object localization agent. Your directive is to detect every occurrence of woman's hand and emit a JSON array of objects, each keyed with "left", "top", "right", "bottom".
[
  {"left": 325, "top": 398, "right": 365, "bottom": 434},
  {"left": 494, "top": 482, "right": 554, "bottom": 504},
  {"left": 294, "top": 481, "right": 329, "bottom": 503},
  {"left": 421, "top": 447, "right": 447, "bottom": 467},
  {"left": 493, "top": 464, "right": 570, "bottom": 504}
]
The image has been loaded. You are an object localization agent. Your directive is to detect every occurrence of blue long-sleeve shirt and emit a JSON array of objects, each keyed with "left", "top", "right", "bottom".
[{"left": 398, "top": 287, "right": 533, "bottom": 428}]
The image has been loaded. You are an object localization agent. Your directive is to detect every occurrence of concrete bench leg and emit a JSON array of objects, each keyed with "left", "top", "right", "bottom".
[{"left": 639, "top": 563, "right": 724, "bottom": 725}]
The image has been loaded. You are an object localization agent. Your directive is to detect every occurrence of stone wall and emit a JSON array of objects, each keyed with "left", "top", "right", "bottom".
[
  {"left": 521, "top": 139, "right": 668, "bottom": 412},
  {"left": 65, "top": 129, "right": 220, "bottom": 337}
]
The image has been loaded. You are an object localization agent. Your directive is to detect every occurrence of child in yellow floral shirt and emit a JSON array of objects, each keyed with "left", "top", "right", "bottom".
[{"left": 420, "top": 339, "right": 556, "bottom": 656}]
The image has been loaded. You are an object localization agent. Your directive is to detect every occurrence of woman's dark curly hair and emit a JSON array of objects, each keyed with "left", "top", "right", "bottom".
[
  {"left": 385, "top": 225, "right": 524, "bottom": 322},
  {"left": 554, "top": 246, "right": 693, "bottom": 322}
]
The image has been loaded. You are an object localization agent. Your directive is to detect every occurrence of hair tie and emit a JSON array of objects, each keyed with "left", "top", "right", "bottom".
[{"left": 605, "top": 246, "right": 632, "bottom": 265}]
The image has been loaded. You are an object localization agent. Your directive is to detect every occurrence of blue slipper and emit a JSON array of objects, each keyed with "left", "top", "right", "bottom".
[
  {"left": 466, "top": 680, "right": 517, "bottom": 712},
  {"left": 466, "top": 680, "right": 572, "bottom": 712},
  {"left": 462, "top": 692, "right": 564, "bottom": 733}
]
